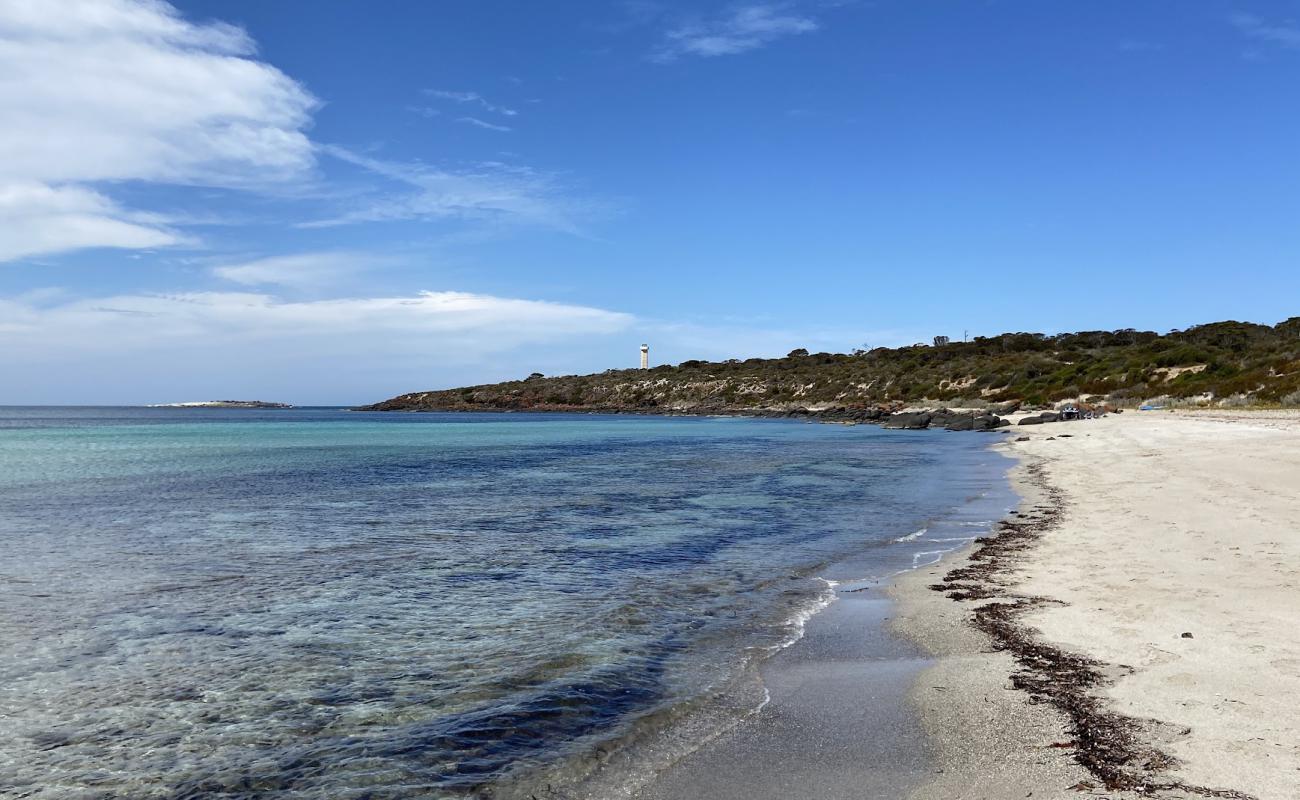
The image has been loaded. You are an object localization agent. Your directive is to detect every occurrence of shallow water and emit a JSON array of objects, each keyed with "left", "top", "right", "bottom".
[{"left": 0, "top": 408, "right": 1009, "bottom": 798}]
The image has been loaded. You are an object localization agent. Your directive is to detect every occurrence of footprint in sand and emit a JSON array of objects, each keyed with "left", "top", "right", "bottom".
[
  {"left": 1270, "top": 658, "right": 1300, "bottom": 676},
  {"left": 1142, "top": 645, "right": 1180, "bottom": 666}
]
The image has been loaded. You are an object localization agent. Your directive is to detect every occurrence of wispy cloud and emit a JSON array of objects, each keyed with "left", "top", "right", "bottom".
[
  {"left": 1232, "top": 13, "right": 1300, "bottom": 48},
  {"left": 423, "top": 89, "right": 518, "bottom": 116},
  {"left": 0, "top": 0, "right": 318, "bottom": 263},
  {"left": 457, "top": 117, "right": 513, "bottom": 133},
  {"left": 212, "top": 251, "right": 392, "bottom": 289},
  {"left": 406, "top": 105, "right": 441, "bottom": 118},
  {"left": 0, "top": 182, "right": 189, "bottom": 262},
  {"left": 0, "top": 287, "right": 635, "bottom": 402},
  {"left": 309, "top": 145, "right": 595, "bottom": 234},
  {"left": 653, "top": 3, "right": 818, "bottom": 62}
]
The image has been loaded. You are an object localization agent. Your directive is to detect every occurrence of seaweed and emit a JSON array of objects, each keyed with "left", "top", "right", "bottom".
[{"left": 930, "top": 461, "right": 1257, "bottom": 799}]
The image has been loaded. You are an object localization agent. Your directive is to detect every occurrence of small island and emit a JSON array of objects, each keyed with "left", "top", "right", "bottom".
[{"left": 146, "top": 400, "right": 294, "bottom": 409}]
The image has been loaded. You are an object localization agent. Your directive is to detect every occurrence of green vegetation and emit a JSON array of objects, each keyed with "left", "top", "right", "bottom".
[{"left": 365, "top": 318, "right": 1300, "bottom": 412}]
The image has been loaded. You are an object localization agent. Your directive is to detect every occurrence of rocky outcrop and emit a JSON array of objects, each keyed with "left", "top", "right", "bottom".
[
  {"left": 884, "top": 412, "right": 933, "bottom": 430},
  {"left": 880, "top": 409, "right": 1012, "bottom": 432},
  {"left": 1018, "top": 412, "right": 1062, "bottom": 426}
]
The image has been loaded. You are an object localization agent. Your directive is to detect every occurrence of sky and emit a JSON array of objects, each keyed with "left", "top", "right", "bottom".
[{"left": 3, "top": 0, "right": 1300, "bottom": 404}]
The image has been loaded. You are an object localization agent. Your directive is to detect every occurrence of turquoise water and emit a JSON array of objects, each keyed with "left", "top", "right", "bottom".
[{"left": 0, "top": 408, "right": 1010, "bottom": 798}]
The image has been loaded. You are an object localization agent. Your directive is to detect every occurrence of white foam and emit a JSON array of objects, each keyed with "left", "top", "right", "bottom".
[
  {"left": 911, "top": 550, "right": 947, "bottom": 569},
  {"left": 756, "top": 577, "right": 839, "bottom": 656},
  {"left": 894, "top": 527, "right": 928, "bottom": 542}
]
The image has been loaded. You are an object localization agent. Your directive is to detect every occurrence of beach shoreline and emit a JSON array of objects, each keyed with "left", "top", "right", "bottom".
[
  {"left": 594, "top": 430, "right": 1017, "bottom": 800},
  {"left": 893, "top": 410, "right": 1300, "bottom": 799}
]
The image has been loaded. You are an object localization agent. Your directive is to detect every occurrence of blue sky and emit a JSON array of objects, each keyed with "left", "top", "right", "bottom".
[{"left": 3, "top": 1, "right": 1300, "bottom": 404}]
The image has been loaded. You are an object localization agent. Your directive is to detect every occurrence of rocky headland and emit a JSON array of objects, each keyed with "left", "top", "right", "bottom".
[{"left": 360, "top": 319, "right": 1300, "bottom": 425}]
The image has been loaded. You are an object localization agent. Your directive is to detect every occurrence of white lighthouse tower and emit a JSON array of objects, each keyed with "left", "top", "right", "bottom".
[{"left": 639, "top": 343, "right": 649, "bottom": 370}]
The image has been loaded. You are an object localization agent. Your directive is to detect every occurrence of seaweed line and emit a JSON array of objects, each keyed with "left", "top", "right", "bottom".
[{"left": 929, "top": 459, "right": 1256, "bottom": 800}]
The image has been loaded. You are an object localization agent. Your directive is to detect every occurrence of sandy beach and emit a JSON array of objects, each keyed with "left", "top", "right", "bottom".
[{"left": 895, "top": 410, "right": 1300, "bottom": 799}]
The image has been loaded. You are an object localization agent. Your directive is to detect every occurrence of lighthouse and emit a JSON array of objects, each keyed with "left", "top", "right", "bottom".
[{"left": 639, "top": 344, "right": 649, "bottom": 370}]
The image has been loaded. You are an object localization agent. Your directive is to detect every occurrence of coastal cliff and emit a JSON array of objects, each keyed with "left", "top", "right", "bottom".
[{"left": 363, "top": 318, "right": 1300, "bottom": 415}]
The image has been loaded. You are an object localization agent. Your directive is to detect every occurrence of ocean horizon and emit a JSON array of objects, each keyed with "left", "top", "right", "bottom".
[{"left": 0, "top": 407, "right": 1013, "bottom": 798}]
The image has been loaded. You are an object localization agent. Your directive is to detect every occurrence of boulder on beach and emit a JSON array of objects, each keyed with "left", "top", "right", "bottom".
[
  {"left": 884, "top": 412, "right": 932, "bottom": 429},
  {"left": 1019, "top": 416, "right": 1045, "bottom": 425}
]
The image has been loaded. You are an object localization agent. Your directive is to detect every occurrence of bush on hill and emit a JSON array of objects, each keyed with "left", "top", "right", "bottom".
[{"left": 363, "top": 318, "right": 1300, "bottom": 412}]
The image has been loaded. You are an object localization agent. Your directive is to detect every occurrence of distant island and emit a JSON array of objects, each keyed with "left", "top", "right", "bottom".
[
  {"left": 147, "top": 400, "right": 294, "bottom": 409},
  {"left": 362, "top": 318, "right": 1300, "bottom": 416}
]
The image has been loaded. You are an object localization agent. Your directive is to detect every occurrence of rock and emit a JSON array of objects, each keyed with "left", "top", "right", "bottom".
[
  {"left": 945, "top": 416, "right": 976, "bottom": 431},
  {"left": 884, "top": 412, "right": 932, "bottom": 430},
  {"left": 1181, "top": 632, "right": 1194, "bottom": 639},
  {"left": 996, "top": 418, "right": 1012, "bottom": 427},
  {"left": 1018, "top": 416, "right": 1044, "bottom": 426},
  {"left": 1016, "top": 436, "right": 1030, "bottom": 441},
  {"left": 1039, "top": 412, "right": 1062, "bottom": 422}
]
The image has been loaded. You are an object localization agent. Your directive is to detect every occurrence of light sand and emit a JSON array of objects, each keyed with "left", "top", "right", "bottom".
[{"left": 897, "top": 410, "right": 1300, "bottom": 799}]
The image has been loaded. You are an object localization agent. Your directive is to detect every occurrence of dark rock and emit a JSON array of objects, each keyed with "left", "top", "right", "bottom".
[
  {"left": 1019, "top": 416, "right": 1045, "bottom": 426},
  {"left": 996, "top": 418, "right": 1012, "bottom": 427},
  {"left": 1039, "top": 412, "right": 1062, "bottom": 422},
  {"left": 884, "top": 412, "right": 932, "bottom": 430},
  {"left": 1181, "top": 632, "right": 1194, "bottom": 639},
  {"left": 1016, "top": 436, "right": 1031, "bottom": 442},
  {"left": 945, "top": 416, "right": 976, "bottom": 431}
]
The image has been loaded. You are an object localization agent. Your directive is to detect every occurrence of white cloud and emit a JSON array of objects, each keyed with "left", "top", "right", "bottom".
[
  {"left": 654, "top": 4, "right": 818, "bottom": 62},
  {"left": 1232, "top": 13, "right": 1300, "bottom": 48},
  {"left": 0, "top": 0, "right": 318, "bottom": 262},
  {"left": 310, "top": 145, "right": 592, "bottom": 233},
  {"left": 457, "top": 117, "right": 513, "bottom": 132},
  {"left": 0, "top": 288, "right": 635, "bottom": 402},
  {"left": 423, "top": 89, "right": 518, "bottom": 116},
  {"left": 211, "top": 251, "right": 388, "bottom": 288},
  {"left": 0, "top": 182, "right": 187, "bottom": 261}
]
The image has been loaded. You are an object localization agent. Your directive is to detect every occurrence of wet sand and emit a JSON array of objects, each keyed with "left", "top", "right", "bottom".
[
  {"left": 631, "top": 582, "right": 932, "bottom": 800},
  {"left": 895, "top": 410, "right": 1300, "bottom": 799}
]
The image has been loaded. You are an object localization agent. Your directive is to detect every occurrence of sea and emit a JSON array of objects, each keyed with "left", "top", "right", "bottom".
[{"left": 0, "top": 407, "right": 1013, "bottom": 799}]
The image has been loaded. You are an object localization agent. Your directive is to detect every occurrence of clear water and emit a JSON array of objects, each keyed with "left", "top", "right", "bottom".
[{"left": 0, "top": 408, "right": 1011, "bottom": 799}]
